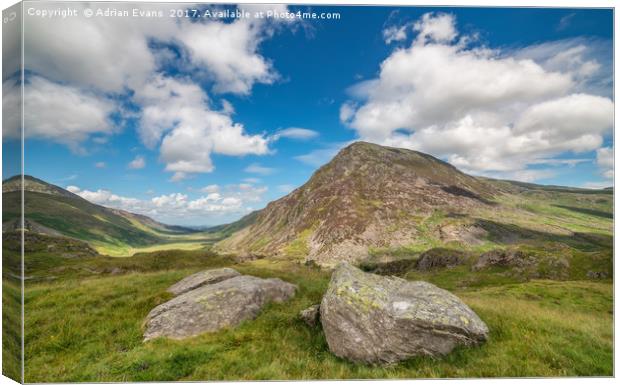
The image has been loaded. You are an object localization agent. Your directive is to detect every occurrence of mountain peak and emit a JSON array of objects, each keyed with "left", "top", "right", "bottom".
[{"left": 218, "top": 143, "right": 497, "bottom": 265}]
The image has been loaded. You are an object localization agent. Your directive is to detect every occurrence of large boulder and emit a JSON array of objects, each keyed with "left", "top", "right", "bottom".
[
  {"left": 167, "top": 267, "right": 240, "bottom": 296},
  {"left": 144, "top": 275, "right": 297, "bottom": 341},
  {"left": 320, "top": 263, "right": 488, "bottom": 364}
]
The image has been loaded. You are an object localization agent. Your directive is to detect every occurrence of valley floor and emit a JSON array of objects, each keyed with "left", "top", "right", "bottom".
[{"left": 15, "top": 251, "right": 613, "bottom": 381}]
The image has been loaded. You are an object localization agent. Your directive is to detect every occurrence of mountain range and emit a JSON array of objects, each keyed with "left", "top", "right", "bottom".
[
  {"left": 2, "top": 175, "right": 197, "bottom": 253},
  {"left": 2, "top": 142, "right": 613, "bottom": 265}
]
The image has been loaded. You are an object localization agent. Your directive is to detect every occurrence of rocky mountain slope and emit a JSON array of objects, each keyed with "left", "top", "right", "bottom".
[
  {"left": 217, "top": 142, "right": 612, "bottom": 266},
  {"left": 217, "top": 142, "right": 500, "bottom": 264}
]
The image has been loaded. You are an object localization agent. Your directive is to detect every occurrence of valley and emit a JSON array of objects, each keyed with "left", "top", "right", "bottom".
[{"left": 2, "top": 142, "right": 613, "bottom": 381}]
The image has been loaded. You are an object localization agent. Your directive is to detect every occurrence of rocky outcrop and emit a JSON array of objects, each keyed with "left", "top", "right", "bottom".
[
  {"left": 472, "top": 249, "right": 528, "bottom": 271},
  {"left": 144, "top": 273, "right": 297, "bottom": 341},
  {"left": 587, "top": 270, "right": 609, "bottom": 280},
  {"left": 167, "top": 268, "right": 241, "bottom": 296},
  {"left": 416, "top": 248, "right": 466, "bottom": 271},
  {"left": 320, "top": 263, "right": 488, "bottom": 364},
  {"left": 299, "top": 304, "right": 320, "bottom": 327}
]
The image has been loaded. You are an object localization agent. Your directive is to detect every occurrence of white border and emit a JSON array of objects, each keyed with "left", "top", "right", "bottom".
[{"left": 0, "top": 1, "right": 616, "bottom": 385}]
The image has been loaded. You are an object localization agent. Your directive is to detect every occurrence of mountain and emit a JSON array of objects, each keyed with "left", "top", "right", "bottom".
[
  {"left": 217, "top": 141, "right": 612, "bottom": 266},
  {"left": 2, "top": 175, "right": 195, "bottom": 251}
]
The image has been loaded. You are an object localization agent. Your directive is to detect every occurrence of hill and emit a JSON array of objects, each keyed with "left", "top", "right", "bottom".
[
  {"left": 217, "top": 142, "right": 613, "bottom": 266},
  {"left": 2, "top": 175, "right": 197, "bottom": 254}
]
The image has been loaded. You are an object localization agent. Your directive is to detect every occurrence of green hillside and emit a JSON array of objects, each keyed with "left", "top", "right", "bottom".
[{"left": 2, "top": 176, "right": 205, "bottom": 255}]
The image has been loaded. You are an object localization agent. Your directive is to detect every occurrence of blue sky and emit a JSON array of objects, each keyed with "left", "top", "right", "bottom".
[{"left": 6, "top": 4, "right": 614, "bottom": 225}]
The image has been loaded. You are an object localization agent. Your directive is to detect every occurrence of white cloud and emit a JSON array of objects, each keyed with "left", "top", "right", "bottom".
[
  {"left": 10, "top": 76, "right": 116, "bottom": 152},
  {"left": 21, "top": 3, "right": 294, "bottom": 173},
  {"left": 245, "top": 163, "right": 276, "bottom": 175},
  {"left": 596, "top": 147, "right": 613, "bottom": 168},
  {"left": 413, "top": 12, "right": 457, "bottom": 44},
  {"left": 596, "top": 147, "right": 613, "bottom": 180},
  {"left": 513, "top": 37, "right": 612, "bottom": 97},
  {"left": 128, "top": 155, "right": 146, "bottom": 170},
  {"left": 2, "top": 77, "right": 21, "bottom": 140},
  {"left": 135, "top": 75, "right": 270, "bottom": 179},
  {"left": 200, "top": 184, "right": 220, "bottom": 194},
  {"left": 341, "top": 12, "right": 613, "bottom": 182},
  {"left": 272, "top": 127, "right": 319, "bottom": 140},
  {"left": 175, "top": 10, "right": 284, "bottom": 95},
  {"left": 67, "top": 182, "right": 269, "bottom": 225},
  {"left": 383, "top": 24, "right": 409, "bottom": 44},
  {"left": 23, "top": 4, "right": 165, "bottom": 93},
  {"left": 23, "top": 3, "right": 289, "bottom": 95},
  {"left": 582, "top": 181, "right": 612, "bottom": 189},
  {"left": 95, "top": 162, "right": 106, "bottom": 168}
]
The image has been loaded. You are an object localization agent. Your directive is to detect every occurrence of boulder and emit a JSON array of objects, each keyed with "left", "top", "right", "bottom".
[
  {"left": 167, "top": 267, "right": 240, "bottom": 296},
  {"left": 320, "top": 263, "right": 488, "bottom": 364},
  {"left": 299, "top": 304, "right": 320, "bottom": 327},
  {"left": 145, "top": 275, "right": 297, "bottom": 341},
  {"left": 416, "top": 248, "right": 466, "bottom": 271}
]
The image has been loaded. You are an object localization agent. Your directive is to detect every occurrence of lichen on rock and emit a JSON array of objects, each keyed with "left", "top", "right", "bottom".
[{"left": 320, "top": 263, "right": 488, "bottom": 364}]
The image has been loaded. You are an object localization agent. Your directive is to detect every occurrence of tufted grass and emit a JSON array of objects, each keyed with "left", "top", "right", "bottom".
[{"left": 20, "top": 253, "right": 612, "bottom": 382}]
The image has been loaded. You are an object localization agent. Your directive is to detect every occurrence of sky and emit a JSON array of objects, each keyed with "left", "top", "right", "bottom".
[{"left": 2, "top": 3, "right": 614, "bottom": 226}]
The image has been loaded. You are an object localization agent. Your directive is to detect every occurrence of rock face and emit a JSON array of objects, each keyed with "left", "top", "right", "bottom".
[
  {"left": 320, "top": 263, "right": 488, "bottom": 364},
  {"left": 416, "top": 248, "right": 466, "bottom": 271},
  {"left": 217, "top": 141, "right": 496, "bottom": 266},
  {"left": 299, "top": 304, "right": 320, "bottom": 327},
  {"left": 167, "top": 268, "right": 241, "bottom": 296},
  {"left": 472, "top": 249, "right": 527, "bottom": 271},
  {"left": 144, "top": 274, "right": 297, "bottom": 341}
]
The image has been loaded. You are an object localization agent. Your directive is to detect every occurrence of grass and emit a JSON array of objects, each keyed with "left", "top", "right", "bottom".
[
  {"left": 20, "top": 250, "right": 613, "bottom": 382},
  {"left": 9, "top": 175, "right": 614, "bottom": 380},
  {"left": 92, "top": 240, "right": 210, "bottom": 257}
]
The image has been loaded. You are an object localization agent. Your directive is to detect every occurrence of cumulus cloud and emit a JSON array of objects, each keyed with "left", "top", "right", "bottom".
[
  {"left": 513, "top": 37, "right": 612, "bottom": 97},
  {"left": 128, "top": 155, "right": 146, "bottom": 170},
  {"left": 341, "top": 12, "right": 614, "bottom": 182},
  {"left": 66, "top": 183, "right": 268, "bottom": 224},
  {"left": 21, "top": 3, "right": 294, "bottom": 174},
  {"left": 272, "top": 127, "right": 319, "bottom": 140},
  {"left": 175, "top": 5, "right": 288, "bottom": 95},
  {"left": 135, "top": 75, "right": 270, "bottom": 180},
  {"left": 5, "top": 76, "right": 116, "bottom": 152},
  {"left": 413, "top": 12, "right": 457, "bottom": 44}
]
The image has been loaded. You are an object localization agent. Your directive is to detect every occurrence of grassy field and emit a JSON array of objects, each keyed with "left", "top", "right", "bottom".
[
  {"left": 7, "top": 180, "right": 614, "bottom": 381},
  {"left": 18, "top": 249, "right": 613, "bottom": 382},
  {"left": 92, "top": 240, "right": 212, "bottom": 257}
]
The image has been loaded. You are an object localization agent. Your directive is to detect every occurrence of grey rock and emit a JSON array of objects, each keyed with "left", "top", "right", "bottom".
[
  {"left": 167, "top": 267, "right": 241, "bottom": 296},
  {"left": 472, "top": 249, "right": 529, "bottom": 271},
  {"left": 320, "top": 263, "right": 488, "bottom": 364},
  {"left": 416, "top": 248, "right": 465, "bottom": 271},
  {"left": 587, "top": 270, "right": 609, "bottom": 279},
  {"left": 300, "top": 304, "right": 320, "bottom": 327},
  {"left": 145, "top": 275, "right": 297, "bottom": 341}
]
